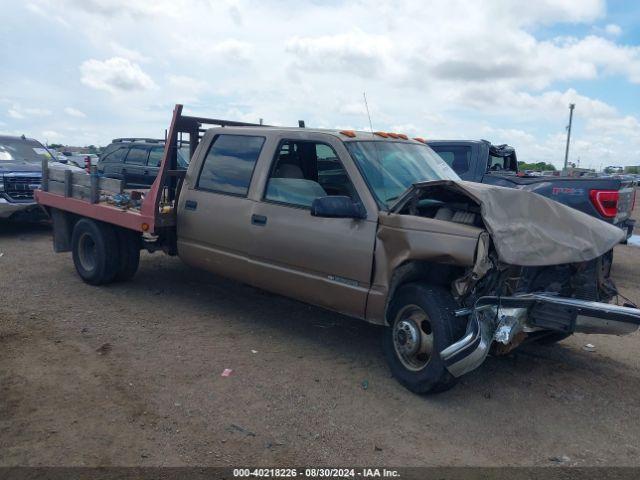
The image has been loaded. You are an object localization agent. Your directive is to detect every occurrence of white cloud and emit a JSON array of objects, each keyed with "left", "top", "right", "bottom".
[
  {"left": 7, "top": 108, "right": 24, "bottom": 119},
  {"left": 491, "top": 0, "right": 605, "bottom": 26},
  {"left": 208, "top": 39, "right": 253, "bottom": 63},
  {"left": 108, "top": 42, "right": 149, "bottom": 62},
  {"left": 167, "top": 75, "right": 207, "bottom": 92},
  {"left": 9, "top": 0, "right": 640, "bottom": 167},
  {"left": 286, "top": 30, "right": 394, "bottom": 77},
  {"left": 64, "top": 107, "right": 86, "bottom": 118},
  {"left": 8, "top": 105, "right": 52, "bottom": 119},
  {"left": 80, "top": 57, "right": 156, "bottom": 94},
  {"left": 605, "top": 23, "right": 622, "bottom": 36},
  {"left": 42, "top": 130, "right": 62, "bottom": 140}
]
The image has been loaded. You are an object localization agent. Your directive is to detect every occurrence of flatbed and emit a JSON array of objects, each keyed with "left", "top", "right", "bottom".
[{"left": 35, "top": 104, "right": 262, "bottom": 235}]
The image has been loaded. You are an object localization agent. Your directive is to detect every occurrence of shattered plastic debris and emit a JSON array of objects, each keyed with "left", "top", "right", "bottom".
[
  {"left": 251, "top": 349, "right": 258, "bottom": 354},
  {"left": 361, "top": 380, "right": 369, "bottom": 390},
  {"left": 549, "top": 455, "right": 570, "bottom": 464},
  {"left": 221, "top": 368, "right": 233, "bottom": 377},
  {"left": 583, "top": 343, "right": 596, "bottom": 352}
]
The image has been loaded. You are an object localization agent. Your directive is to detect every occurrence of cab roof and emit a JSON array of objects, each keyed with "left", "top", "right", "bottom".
[{"left": 203, "top": 125, "right": 426, "bottom": 143}]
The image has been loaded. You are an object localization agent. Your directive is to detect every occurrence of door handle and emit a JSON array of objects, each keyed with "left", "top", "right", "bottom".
[
  {"left": 143, "top": 170, "right": 150, "bottom": 175},
  {"left": 185, "top": 200, "right": 198, "bottom": 211},
  {"left": 251, "top": 214, "right": 267, "bottom": 226}
]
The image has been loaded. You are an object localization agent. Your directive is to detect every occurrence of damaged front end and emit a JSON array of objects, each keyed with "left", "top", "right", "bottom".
[
  {"left": 390, "top": 179, "right": 640, "bottom": 378},
  {"left": 442, "top": 294, "right": 640, "bottom": 378}
]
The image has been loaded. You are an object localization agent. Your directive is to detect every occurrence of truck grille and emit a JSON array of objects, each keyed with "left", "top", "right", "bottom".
[{"left": 3, "top": 175, "right": 41, "bottom": 201}]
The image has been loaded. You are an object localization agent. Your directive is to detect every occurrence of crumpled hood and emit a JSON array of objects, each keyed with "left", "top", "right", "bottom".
[{"left": 391, "top": 179, "right": 624, "bottom": 267}]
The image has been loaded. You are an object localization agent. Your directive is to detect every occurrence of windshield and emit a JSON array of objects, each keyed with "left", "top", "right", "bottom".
[
  {"left": 346, "top": 141, "right": 460, "bottom": 207},
  {"left": 0, "top": 138, "right": 53, "bottom": 163}
]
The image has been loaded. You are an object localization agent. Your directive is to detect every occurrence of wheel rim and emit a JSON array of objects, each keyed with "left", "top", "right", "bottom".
[
  {"left": 77, "top": 232, "right": 97, "bottom": 272},
  {"left": 392, "top": 304, "right": 434, "bottom": 372}
]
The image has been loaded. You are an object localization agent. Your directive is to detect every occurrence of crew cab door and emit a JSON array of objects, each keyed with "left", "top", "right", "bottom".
[
  {"left": 247, "top": 133, "right": 378, "bottom": 318},
  {"left": 176, "top": 132, "right": 266, "bottom": 282}
]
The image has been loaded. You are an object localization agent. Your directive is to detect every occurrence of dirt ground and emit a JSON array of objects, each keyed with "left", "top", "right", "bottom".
[{"left": 1, "top": 206, "right": 639, "bottom": 467}]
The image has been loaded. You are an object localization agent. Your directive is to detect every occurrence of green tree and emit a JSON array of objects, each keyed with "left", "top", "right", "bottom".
[{"left": 517, "top": 161, "right": 556, "bottom": 171}]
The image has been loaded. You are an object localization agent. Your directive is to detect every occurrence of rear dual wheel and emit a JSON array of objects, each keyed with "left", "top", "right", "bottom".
[{"left": 71, "top": 218, "right": 140, "bottom": 285}]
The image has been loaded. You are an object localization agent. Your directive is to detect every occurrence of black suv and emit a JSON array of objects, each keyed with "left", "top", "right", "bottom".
[{"left": 98, "top": 138, "right": 189, "bottom": 188}]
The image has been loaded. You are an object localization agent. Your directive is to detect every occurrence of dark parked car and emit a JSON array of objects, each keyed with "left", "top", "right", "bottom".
[
  {"left": 0, "top": 135, "right": 83, "bottom": 220},
  {"left": 98, "top": 138, "right": 189, "bottom": 188}
]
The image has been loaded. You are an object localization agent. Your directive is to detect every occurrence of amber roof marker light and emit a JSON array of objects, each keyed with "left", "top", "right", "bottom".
[
  {"left": 413, "top": 137, "right": 427, "bottom": 143},
  {"left": 339, "top": 130, "right": 356, "bottom": 138}
]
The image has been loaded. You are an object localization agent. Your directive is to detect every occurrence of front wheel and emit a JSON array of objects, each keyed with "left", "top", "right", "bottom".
[{"left": 383, "top": 284, "right": 467, "bottom": 394}]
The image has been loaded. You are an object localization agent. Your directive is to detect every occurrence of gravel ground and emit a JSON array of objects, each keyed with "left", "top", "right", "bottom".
[{"left": 1, "top": 205, "right": 639, "bottom": 467}]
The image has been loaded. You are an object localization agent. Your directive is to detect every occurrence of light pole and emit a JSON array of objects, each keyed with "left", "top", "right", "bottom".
[{"left": 563, "top": 103, "right": 575, "bottom": 171}]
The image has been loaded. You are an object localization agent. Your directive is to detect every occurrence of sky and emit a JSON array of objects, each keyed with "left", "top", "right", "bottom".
[{"left": 1, "top": 0, "right": 639, "bottom": 169}]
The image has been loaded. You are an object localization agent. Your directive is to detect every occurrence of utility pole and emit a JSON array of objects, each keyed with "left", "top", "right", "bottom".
[{"left": 563, "top": 103, "right": 575, "bottom": 171}]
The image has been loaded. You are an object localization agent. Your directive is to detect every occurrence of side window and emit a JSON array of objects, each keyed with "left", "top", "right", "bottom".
[
  {"left": 196, "top": 134, "right": 265, "bottom": 196},
  {"left": 101, "top": 147, "right": 127, "bottom": 163},
  {"left": 264, "top": 140, "right": 358, "bottom": 208},
  {"left": 125, "top": 146, "right": 149, "bottom": 165},
  {"left": 147, "top": 147, "right": 164, "bottom": 167},
  {"left": 489, "top": 153, "right": 516, "bottom": 172},
  {"left": 430, "top": 146, "right": 471, "bottom": 174}
]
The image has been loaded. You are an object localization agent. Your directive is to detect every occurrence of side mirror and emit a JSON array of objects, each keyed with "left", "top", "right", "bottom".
[{"left": 311, "top": 196, "right": 366, "bottom": 219}]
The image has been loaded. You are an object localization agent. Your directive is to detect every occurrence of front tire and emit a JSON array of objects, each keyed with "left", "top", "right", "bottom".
[
  {"left": 71, "top": 218, "right": 120, "bottom": 285},
  {"left": 383, "top": 284, "right": 467, "bottom": 394}
]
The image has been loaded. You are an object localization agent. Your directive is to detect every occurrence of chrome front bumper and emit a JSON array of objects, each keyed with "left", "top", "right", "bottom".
[
  {"left": 0, "top": 198, "right": 38, "bottom": 219},
  {"left": 441, "top": 294, "right": 640, "bottom": 378}
]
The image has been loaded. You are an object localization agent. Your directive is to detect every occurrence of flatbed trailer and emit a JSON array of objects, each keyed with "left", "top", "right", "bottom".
[
  {"left": 36, "top": 104, "right": 266, "bottom": 283},
  {"left": 36, "top": 104, "right": 263, "bottom": 249}
]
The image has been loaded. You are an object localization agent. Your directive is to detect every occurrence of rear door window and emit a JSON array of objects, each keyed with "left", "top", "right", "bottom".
[
  {"left": 147, "top": 147, "right": 164, "bottom": 167},
  {"left": 101, "top": 147, "right": 128, "bottom": 163},
  {"left": 430, "top": 145, "right": 471, "bottom": 175},
  {"left": 125, "top": 146, "right": 149, "bottom": 165},
  {"left": 196, "top": 135, "right": 265, "bottom": 196}
]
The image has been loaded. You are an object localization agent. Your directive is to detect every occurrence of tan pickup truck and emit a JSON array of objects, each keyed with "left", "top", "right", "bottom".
[{"left": 38, "top": 106, "right": 640, "bottom": 393}]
